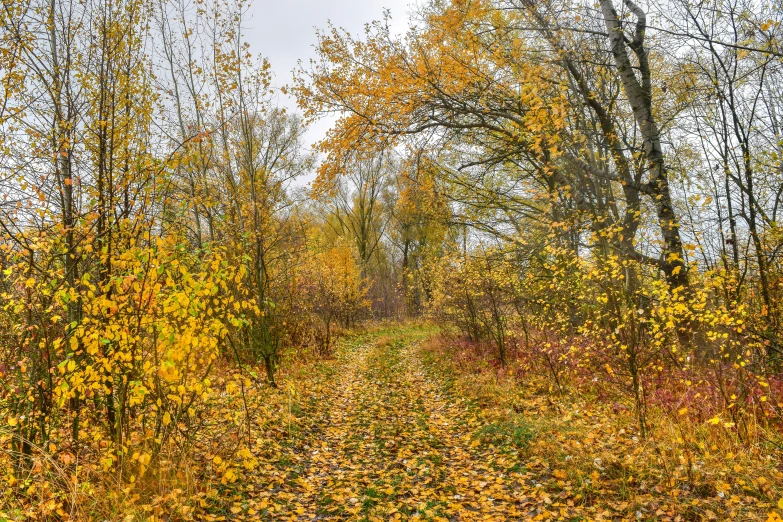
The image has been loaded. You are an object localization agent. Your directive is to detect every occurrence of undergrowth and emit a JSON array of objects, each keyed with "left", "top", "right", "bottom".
[{"left": 419, "top": 331, "right": 783, "bottom": 521}]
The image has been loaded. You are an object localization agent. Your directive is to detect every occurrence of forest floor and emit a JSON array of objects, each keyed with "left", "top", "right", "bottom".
[
  {"left": 181, "top": 325, "right": 521, "bottom": 521},
  {"left": 248, "top": 327, "right": 529, "bottom": 520},
  {"left": 120, "top": 325, "right": 781, "bottom": 521}
]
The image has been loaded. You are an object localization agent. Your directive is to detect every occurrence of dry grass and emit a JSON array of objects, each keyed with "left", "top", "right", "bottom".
[
  {"left": 4, "top": 324, "right": 781, "bottom": 521},
  {"left": 418, "top": 333, "right": 783, "bottom": 521}
]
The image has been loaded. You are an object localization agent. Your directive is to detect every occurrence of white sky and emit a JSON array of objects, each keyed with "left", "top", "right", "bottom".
[{"left": 242, "top": 0, "right": 412, "bottom": 181}]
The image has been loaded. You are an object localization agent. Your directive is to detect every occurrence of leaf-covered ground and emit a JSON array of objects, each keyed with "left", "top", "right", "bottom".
[
  {"left": 150, "top": 325, "right": 781, "bottom": 521},
  {"left": 238, "top": 328, "right": 530, "bottom": 520}
]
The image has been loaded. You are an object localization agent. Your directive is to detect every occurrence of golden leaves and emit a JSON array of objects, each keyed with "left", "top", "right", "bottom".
[
  {"left": 233, "top": 330, "right": 530, "bottom": 519},
  {"left": 296, "top": 0, "right": 567, "bottom": 193}
]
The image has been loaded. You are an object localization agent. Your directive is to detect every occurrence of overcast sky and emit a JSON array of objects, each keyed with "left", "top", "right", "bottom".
[{"left": 242, "top": 0, "right": 412, "bottom": 169}]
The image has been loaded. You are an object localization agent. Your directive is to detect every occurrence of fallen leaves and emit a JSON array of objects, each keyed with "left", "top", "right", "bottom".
[
  {"left": 420, "top": 332, "right": 783, "bottom": 522},
  {"left": 4, "top": 326, "right": 782, "bottom": 521},
  {"left": 197, "top": 328, "right": 535, "bottom": 520}
]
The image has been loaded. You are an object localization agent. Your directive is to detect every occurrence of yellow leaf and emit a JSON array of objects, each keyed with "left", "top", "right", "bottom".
[
  {"left": 163, "top": 412, "right": 171, "bottom": 426},
  {"left": 708, "top": 416, "right": 721, "bottom": 425},
  {"left": 8, "top": 416, "right": 18, "bottom": 427},
  {"left": 213, "top": 455, "right": 223, "bottom": 466},
  {"left": 222, "top": 469, "right": 237, "bottom": 483},
  {"left": 678, "top": 407, "right": 688, "bottom": 416}
]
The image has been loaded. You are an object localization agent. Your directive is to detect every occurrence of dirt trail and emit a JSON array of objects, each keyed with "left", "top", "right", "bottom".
[{"left": 253, "top": 331, "right": 528, "bottom": 520}]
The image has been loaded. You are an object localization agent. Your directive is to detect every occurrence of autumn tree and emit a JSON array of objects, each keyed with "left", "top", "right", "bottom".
[
  {"left": 155, "top": 0, "right": 315, "bottom": 386},
  {"left": 389, "top": 154, "right": 451, "bottom": 316}
]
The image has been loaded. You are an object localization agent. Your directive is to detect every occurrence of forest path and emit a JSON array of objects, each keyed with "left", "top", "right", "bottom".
[{"left": 253, "top": 328, "right": 530, "bottom": 521}]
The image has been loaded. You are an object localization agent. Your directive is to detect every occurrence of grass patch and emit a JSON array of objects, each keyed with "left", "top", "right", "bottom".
[{"left": 473, "top": 417, "right": 535, "bottom": 449}]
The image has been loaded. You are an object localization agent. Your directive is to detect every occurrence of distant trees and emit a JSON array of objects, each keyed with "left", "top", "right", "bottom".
[{"left": 307, "top": 243, "right": 369, "bottom": 354}]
